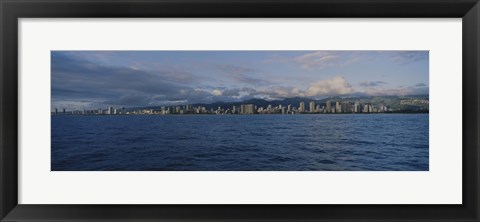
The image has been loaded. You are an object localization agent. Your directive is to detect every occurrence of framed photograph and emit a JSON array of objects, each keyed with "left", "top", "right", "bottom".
[{"left": 1, "top": 0, "right": 479, "bottom": 221}]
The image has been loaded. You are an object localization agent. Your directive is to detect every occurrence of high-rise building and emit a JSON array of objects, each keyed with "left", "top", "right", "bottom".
[
  {"left": 309, "top": 101, "right": 315, "bottom": 113},
  {"left": 55, "top": 108, "right": 58, "bottom": 115},
  {"left": 108, "top": 107, "right": 114, "bottom": 115},
  {"left": 122, "top": 107, "right": 126, "bottom": 115},
  {"left": 342, "top": 102, "right": 352, "bottom": 113},
  {"left": 63, "top": 108, "right": 66, "bottom": 115},
  {"left": 354, "top": 102, "right": 360, "bottom": 113},
  {"left": 287, "top": 104, "right": 292, "bottom": 112},
  {"left": 326, "top": 101, "right": 332, "bottom": 113},
  {"left": 241, "top": 104, "right": 255, "bottom": 114},
  {"left": 299, "top": 102, "right": 305, "bottom": 112},
  {"left": 363, "top": 104, "right": 369, "bottom": 113},
  {"left": 380, "top": 105, "right": 387, "bottom": 112},
  {"left": 336, "top": 102, "right": 341, "bottom": 113}
]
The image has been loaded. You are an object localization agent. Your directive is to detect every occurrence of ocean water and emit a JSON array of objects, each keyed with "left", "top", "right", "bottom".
[{"left": 51, "top": 114, "right": 429, "bottom": 171}]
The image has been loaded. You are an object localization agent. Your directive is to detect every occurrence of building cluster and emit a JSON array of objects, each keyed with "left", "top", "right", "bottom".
[
  {"left": 53, "top": 100, "right": 394, "bottom": 116},
  {"left": 400, "top": 99, "right": 429, "bottom": 106}
]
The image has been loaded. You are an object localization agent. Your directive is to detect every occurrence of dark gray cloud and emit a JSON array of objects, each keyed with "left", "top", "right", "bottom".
[
  {"left": 51, "top": 53, "right": 222, "bottom": 110},
  {"left": 220, "top": 88, "right": 242, "bottom": 97},
  {"left": 359, "top": 81, "right": 387, "bottom": 87},
  {"left": 104, "top": 94, "right": 154, "bottom": 107},
  {"left": 415, "top": 83, "right": 427, "bottom": 87}
]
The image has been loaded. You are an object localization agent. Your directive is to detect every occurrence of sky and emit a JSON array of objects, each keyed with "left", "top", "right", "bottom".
[{"left": 51, "top": 50, "right": 428, "bottom": 110}]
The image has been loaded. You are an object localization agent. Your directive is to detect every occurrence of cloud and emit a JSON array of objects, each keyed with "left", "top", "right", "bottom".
[
  {"left": 220, "top": 87, "right": 257, "bottom": 97},
  {"left": 58, "top": 51, "right": 201, "bottom": 84},
  {"left": 305, "top": 76, "right": 354, "bottom": 97},
  {"left": 415, "top": 83, "right": 427, "bottom": 87},
  {"left": 294, "top": 51, "right": 341, "bottom": 69},
  {"left": 216, "top": 64, "right": 270, "bottom": 85},
  {"left": 104, "top": 94, "right": 154, "bottom": 107},
  {"left": 211, "top": 89, "right": 223, "bottom": 96},
  {"left": 273, "top": 51, "right": 428, "bottom": 69},
  {"left": 389, "top": 51, "right": 428, "bottom": 65},
  {"left": 51, "top": 53, "right": 228, "bottom": 110},
  {"left": 359, "top": 81, "right": 387, "bottom": 87},
  {"left": 131, "top": 61, "right": 199, "bottom": 84},
  {"left": 275, "top": 51, "right": 364, "bottom": 69},
  {"left": 217, "top": 64, "right": 255, "bottom": 74},
  {"left": 260, "top": 86, "right": 303, "bottom": 98}
]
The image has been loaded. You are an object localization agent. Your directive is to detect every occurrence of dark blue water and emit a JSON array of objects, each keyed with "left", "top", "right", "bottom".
[{"left": 51, "top": 114, "right": 428, "bottom": 171}]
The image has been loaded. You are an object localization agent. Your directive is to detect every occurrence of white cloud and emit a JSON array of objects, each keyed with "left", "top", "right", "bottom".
[
  {"left": 306, "top": 76, "right": 354, "bottom": 97},
  {"left": 289, "top": 51, "right": 363, "bottom": 69},
  {"left": 294, "top": 52, "right": 340, "bottom": 68},
  {"left": 211, "top": 89, "right": 223, "bottom": 96},
  {"left": 259, "top": 86, "right": 304, "bottom": 99}
]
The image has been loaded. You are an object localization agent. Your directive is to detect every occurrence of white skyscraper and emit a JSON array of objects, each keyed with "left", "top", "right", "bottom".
[{"left": 299, "top": 102, "right": 305, "bottom": 112}]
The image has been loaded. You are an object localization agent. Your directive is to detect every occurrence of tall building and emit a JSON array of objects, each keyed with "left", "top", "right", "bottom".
[
  {"left": 342, "top": 102, "right": 352, "bottom": 113},
  {"left": 122, "top": 107, "right": 126, "bottom": 115},
  {"left": 55, "top": 108, "right": 58, "bottom": 115},
  {"left": 363, "top": 104, "right": 369, "bottom": 113},
  {"left": 326, "top": 101, "right": 332, "bottom": 113},
  {"left": 299, "top": 102, "right": 305, "bottom": 112},
  {"left": 241, "top": 104, "right": 254, "bottom": 114},
  {"left": 287, "top": 104, "right": 292, "bottom": 112},
  {"left": 63, "top": 108, "right": 66, "bottom": 115},
  {"left": 309, "top": 101, "right": 315, "bottom": 113},
  {"left": 108, "top": 107, "right": 114, "bottom": 115},
  {"left": 246, "top": 104, "right": 255, "bottom": 114},
  {"left": 354, "top": 102, "right": 360, "bottom": 113},
  {"left": 335, "top": 102, "right": 341, "bottom": 113}
]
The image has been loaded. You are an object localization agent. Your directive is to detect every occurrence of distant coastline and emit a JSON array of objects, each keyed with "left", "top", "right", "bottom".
[{"left": 52, "top": 95, "right": 429, "bottom": 116}]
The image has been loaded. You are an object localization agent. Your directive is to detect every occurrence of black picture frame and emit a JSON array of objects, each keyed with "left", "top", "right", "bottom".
[{"left": 1, "top": 0, "right": 479, "bottom": 221}]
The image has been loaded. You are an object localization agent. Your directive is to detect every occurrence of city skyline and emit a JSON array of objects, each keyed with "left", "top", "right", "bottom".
[
  {"left": 52, "top": 50, "right": 429, "bottom": 111},
  {"left": 53, "top": 96, "right": 429, "bottom": 115}
]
